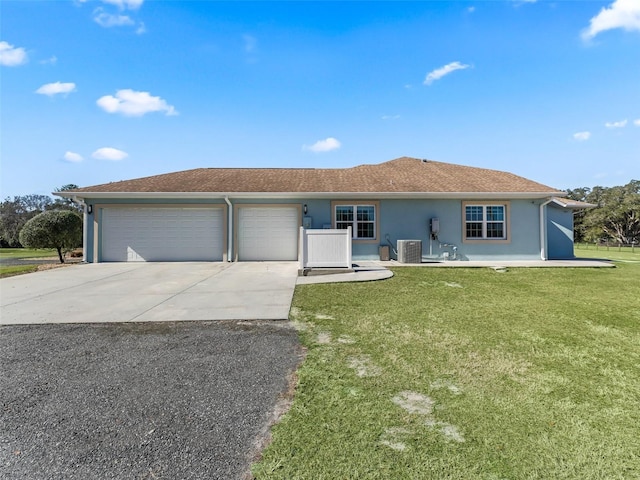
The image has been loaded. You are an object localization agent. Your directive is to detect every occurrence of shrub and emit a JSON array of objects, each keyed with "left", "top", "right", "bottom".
[{"left": 19, "top": 210, "right": 82, "bottom": 263}]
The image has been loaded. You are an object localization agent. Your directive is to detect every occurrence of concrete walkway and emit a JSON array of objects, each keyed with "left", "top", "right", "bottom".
[
  {"left": 361, "top": 258, "right": 615, "bottom": 268},
  {"left": 0, "top": 262, "right": 298, "bottom": 325},
  {"left": 296, "top": 258, "right": 613, "bottom": 285}
]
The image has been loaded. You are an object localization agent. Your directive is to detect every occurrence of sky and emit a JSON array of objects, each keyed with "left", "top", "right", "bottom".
[{"left": 1, "top": 0, "right": 639, "bottom": 199}]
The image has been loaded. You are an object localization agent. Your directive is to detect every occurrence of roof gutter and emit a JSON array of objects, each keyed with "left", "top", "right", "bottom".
[{"left": 224, "top": 196, "right": 233, "bottom": 262}]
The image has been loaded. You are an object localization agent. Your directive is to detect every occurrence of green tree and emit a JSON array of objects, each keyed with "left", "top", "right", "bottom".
[
  {"left": 567, "top": 180, "right": 640, "bottom": 244},
  {"left": 0, "top": 186, "right": 82, "bottom": 247},
  {"left": 0, "top": 194, "right": 53, "bottom": 247},
  {"left": 19, "top": 210, "right": 82, "bottom": 263},
  {"left": 52, "top": 184, "right": 83, "bottom": 213},
  {"left": 586, "top": 181, "right": 639, "bottom": 244}
]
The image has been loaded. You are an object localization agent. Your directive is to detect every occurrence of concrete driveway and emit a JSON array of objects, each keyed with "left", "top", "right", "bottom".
[{"left": 0, "top": 262, "right": 299, "bottom": 325}]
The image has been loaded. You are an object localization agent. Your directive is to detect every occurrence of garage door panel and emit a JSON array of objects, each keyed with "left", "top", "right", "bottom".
[
  {"left": 238, "top": 207, "right": 298, "bottom": 261},
  {"left": 102, "top": 207, "right": 224, "bottom": 262}
]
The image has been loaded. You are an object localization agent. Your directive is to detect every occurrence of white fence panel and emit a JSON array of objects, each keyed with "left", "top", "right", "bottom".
[{"left": 299, "top": 227, "right": 352, "bottom": 268}]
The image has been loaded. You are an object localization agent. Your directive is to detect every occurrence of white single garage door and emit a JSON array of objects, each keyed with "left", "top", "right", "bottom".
[
  {"left": 238, "top": 207, "right": 299, "bottom": 261},
  {"left": 102, "top": 207, "right": 224, "bottom": 262}
]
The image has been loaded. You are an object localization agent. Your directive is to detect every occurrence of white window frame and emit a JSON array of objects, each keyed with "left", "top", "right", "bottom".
[
  {"left": 331, "top": 201, "right": 379, "bottom": 243},
  {"left": 462, "top": 201, "right": 510, "bottom": 244}
]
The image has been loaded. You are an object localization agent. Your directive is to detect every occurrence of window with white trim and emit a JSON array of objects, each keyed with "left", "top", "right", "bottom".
[
  {"left": 335, "top": 204, "right": 376, "bottom": 239},
  {"left": 465, "top": 204, "right": 506, "bottom": 240}
]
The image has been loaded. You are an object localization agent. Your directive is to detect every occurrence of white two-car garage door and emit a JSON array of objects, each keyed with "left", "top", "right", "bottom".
[
  {"left": 238, "top": 207, "right": 299, "bottom": 261},
  {"left": 101, "top": 207, "right": 224, "bottom": 262}
]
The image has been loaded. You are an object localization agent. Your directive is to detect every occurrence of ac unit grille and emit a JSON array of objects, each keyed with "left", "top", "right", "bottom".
[{"left": 397, "top": 239, "right": 422, "bottom": 263}]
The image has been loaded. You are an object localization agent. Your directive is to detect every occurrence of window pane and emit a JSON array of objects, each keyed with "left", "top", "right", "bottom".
[
  {"left": 486, "top": 206, "right": 504, "bottom": 221},
  {"left": 466, "top": 222, "right": 483, "bottom": 238},
  {"left": 336, "top": 206, "right": 353, "bottom": 222},
  {"left": 357, "top": 222, "right": 374, "bottom": 239},
  {"left": 486, "top": 223, "right": 504, "bottom": 238},
  {"left": 357, "top": 205, "right": 375, "bottom": 222},
  {"left": 466, "top": 206, "right": 483, "bottom": 222}
]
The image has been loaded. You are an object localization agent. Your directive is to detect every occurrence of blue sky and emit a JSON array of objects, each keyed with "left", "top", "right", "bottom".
[{"left": 1, "top": 0, "right": 638, "bottom": 199}]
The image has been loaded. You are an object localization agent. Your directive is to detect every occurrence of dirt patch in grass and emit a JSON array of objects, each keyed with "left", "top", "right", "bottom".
[
  {"left": 379, "top": 427, "right": 410, "bottom": 451},
  {"left": 347, "top": 355, "right": 382, "bottom": 377},
  {"left": 392, "top": 391, "right": 434, "bottom": 415}
]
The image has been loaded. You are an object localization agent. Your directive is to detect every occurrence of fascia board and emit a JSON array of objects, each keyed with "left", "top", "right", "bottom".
[{"left": 56, "top": 191, "right": 563, "bottom": 200}]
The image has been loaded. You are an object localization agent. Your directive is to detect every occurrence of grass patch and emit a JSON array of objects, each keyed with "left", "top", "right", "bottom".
[
  {"left": 0, "top": 248, "right": 58, "bottom": 259},
  {"left": 0, "top": 264, "right": 39, "bottom": 278},
  {"left": 575, "top": 244, "right": 640, "bottom": 263},
  {"left": 254, "top": 264, "right": 640, "bottom": 479}
]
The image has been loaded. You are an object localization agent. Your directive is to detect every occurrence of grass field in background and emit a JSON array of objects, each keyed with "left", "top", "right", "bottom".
[
  {"left": 254, "top": 260, "right": 640, "bottom": 479},
  {"left": 0, "top": 248, "right": 58, "bottom": 259},
  {"left": 575, "top": 243, "right": 640, "bottom": 263},
  {"left": 0, "top": 248, "right": 63, "bottom": 278}
]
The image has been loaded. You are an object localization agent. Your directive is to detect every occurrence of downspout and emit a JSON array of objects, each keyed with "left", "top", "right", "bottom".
[
  {"left": 72, "top": 196, "right": 88, "bottom": 263},
  {"left": 224, "top": 196, "right": 233, "bottom": 262},
  {"left": 539, "top": 198, "right": 554, "bottom": 261}
]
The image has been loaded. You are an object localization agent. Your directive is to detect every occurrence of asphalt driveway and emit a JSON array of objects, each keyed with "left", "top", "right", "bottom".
[
  {"left": 1, "top": 320, "right": 303, "bottom": 479},
  {"left": 0, "top": 262, "right": 299, "bottom": 325}
]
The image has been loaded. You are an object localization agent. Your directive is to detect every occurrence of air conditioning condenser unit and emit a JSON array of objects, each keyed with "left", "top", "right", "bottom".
[{"left": 397, "top": 239, "right": 422, "bottom": 264}]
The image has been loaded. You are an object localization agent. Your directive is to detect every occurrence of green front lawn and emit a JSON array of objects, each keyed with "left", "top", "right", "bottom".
[
  {"left": 0, "top": 264, "right": 39, "bottom": 278},
  {"left": 254, "top": 261, "right": 640, "bottom": 479}
]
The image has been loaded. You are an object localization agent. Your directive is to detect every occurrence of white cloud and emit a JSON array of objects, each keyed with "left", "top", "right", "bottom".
[
  {"left": 424, "top": 61, "right": 470, "bottom": 85},
  {"left": 243, "top": 34, "right": 257, "bottom": 53},
  {"left": 135, "top": 22, "right": 147, "bottom": 35},
  {"left": 605, "top": 119, "right": 628, "bottom": 128},
  {"left": 573, "top": 131, "right": 591, "bottom": 141},
  {"left": 466, "top": 6, "right": 476, "bottom": 13},
  {"left": 93, "top": 10, "right": 135, "bottom": 27},
  {"left": 582, "top": 0, "right": 640, "bottom": 40},
  {"left": 0, "top": 41, "right": 28, "bottom": 66},
  {"left": 96, "top": 89, "right": 178, "bottom": 116},
  {"left": 92, "top": 147, "right": 128, "bottom": 161},
  {"left": 303, "top": 137, "right": 341, "bottom": 153},
  {"left": 35, "top": 81, "right": 77, "bottom": 96},
  {"left": 634, "top": 119, "right": 640, "bottom": 126},
  {"left": 63, "top": 151, "right": 84, "bottom": 163},
  {"left": 40, "top": 55, "right": 58, "bottom": 65},
  {"left": 102, "top": 0, "right": 144, "bottom": 10}
]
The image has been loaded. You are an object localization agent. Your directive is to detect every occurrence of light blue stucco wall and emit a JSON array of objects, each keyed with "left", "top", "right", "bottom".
[
  {"left": 83, "top": 196, "right": 571, "bottom": 262},
  {"left": 547, "top": 205, "right": 575, "bottom": 260},
  {"left": 370, "top": 199, "right": 545, "bottom": 261}
]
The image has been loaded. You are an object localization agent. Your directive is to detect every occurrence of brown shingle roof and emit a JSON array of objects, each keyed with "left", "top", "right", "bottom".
[{"left": 68, "top": 157, "right": 561, "bottom": 195}]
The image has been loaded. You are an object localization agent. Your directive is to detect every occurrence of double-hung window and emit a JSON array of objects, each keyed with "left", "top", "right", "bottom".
[
  {"left": 464, "top": 203, "right": 507, "bottom": 241},
  {"left": 334, "top": 203, "right": 377, "bottom": 240}
]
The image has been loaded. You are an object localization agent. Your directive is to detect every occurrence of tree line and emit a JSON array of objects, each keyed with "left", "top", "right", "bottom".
[
  {"left": 0, "top": 185, "right": 82, "bottom": 248},
  {"left": 566, "top": 180, "right": 639, "bottom": 245}
]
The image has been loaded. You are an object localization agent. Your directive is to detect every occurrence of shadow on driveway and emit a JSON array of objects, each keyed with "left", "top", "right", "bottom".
[{"left": 1, "top": 320, "right": 303, "bottom": 480}]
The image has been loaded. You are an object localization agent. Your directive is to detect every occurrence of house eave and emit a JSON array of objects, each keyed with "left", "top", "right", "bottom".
[
  {"left": 56, "top": 191, "right": 563, "bottom": 201},
  {"left": 549, "top": 197, "right": 597, "bottom": 209}
]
